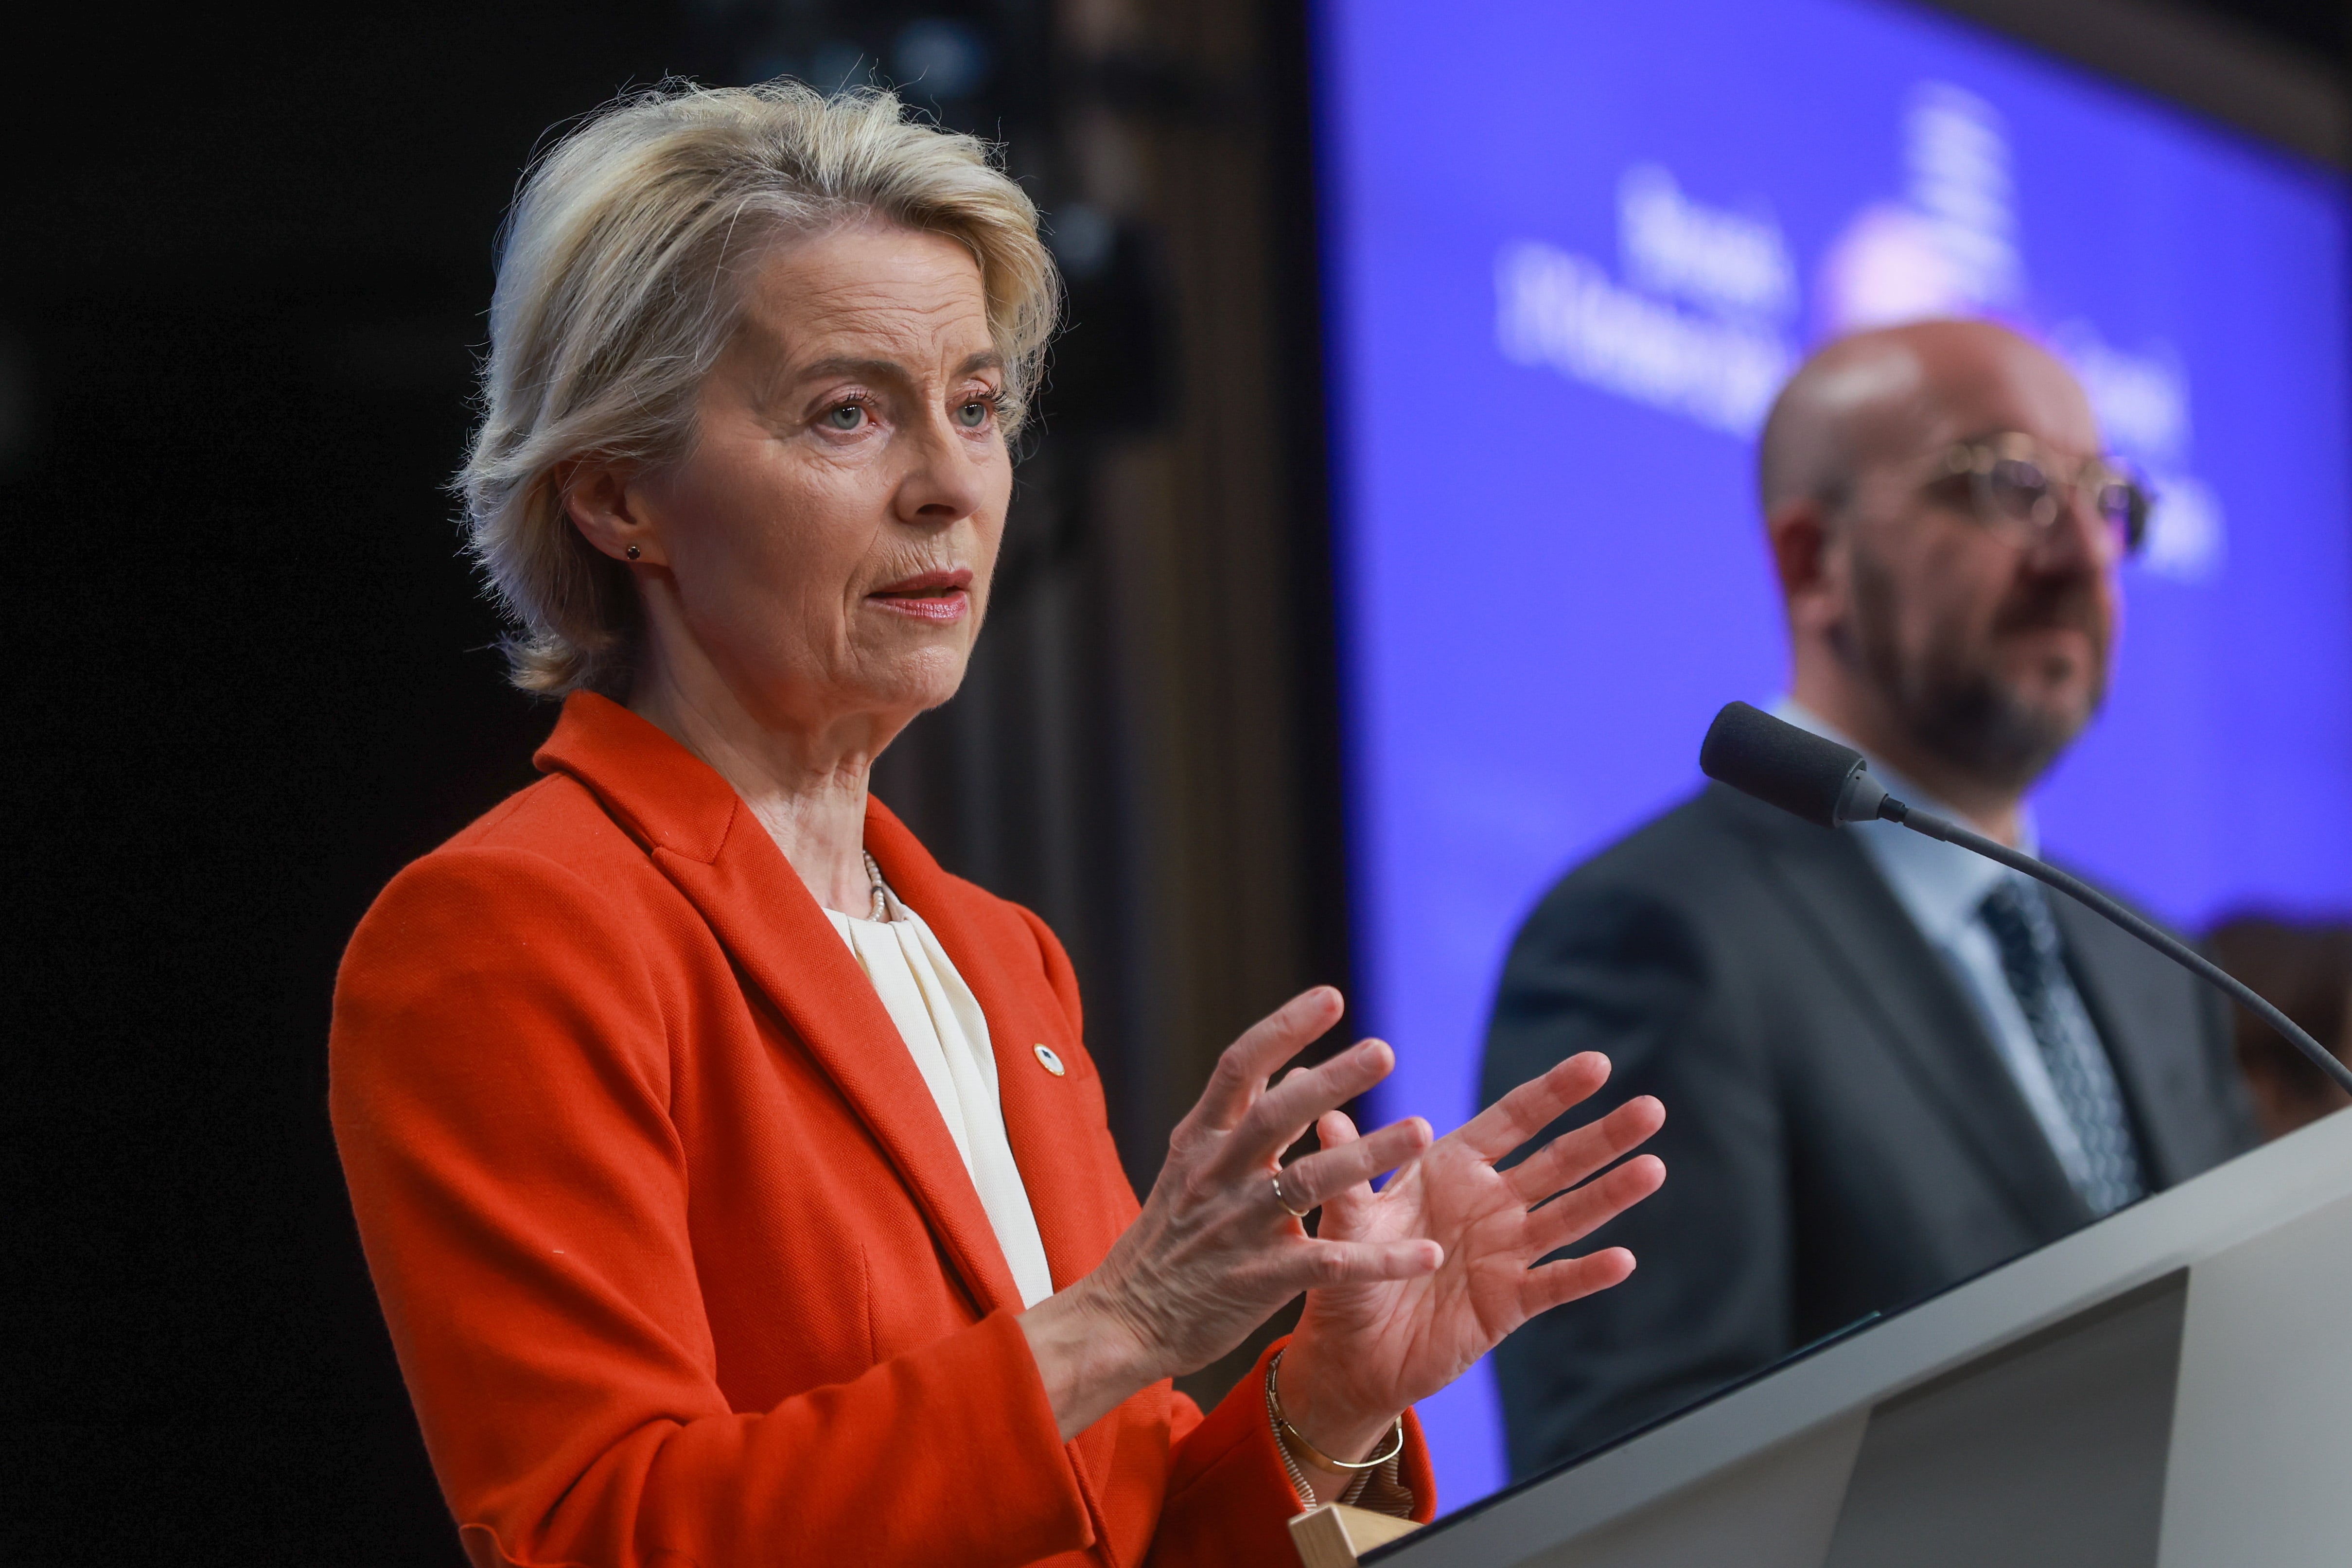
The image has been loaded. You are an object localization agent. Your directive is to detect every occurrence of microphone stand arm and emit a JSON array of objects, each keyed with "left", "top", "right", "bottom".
[{"left": 1854, "top": 785, "right": 2352, "bottom": 1100}]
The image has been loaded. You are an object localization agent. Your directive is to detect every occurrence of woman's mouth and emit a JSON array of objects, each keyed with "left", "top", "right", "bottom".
[{"left": 866, "top": 567, "right": 973, "bottom": 623}]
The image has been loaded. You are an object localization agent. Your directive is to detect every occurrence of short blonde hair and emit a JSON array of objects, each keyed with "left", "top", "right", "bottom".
[{"left": 459, "top": 81, "right": 1060, "bottom": 696}]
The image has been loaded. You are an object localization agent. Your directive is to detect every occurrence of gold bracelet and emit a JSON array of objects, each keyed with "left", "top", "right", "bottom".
[{"left": 1266, "top": 1349, "right": 1406, "bottom": 1472}]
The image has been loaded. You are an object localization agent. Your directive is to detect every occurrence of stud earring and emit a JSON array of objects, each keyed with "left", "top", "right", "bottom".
[{"left": 624, "top": 544, "right": 641, "bottom": 561}]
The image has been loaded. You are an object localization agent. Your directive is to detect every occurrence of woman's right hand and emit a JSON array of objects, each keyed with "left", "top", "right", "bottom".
[{"left": 1017, "top": 987, "right": 1440, "bottom": 1440}]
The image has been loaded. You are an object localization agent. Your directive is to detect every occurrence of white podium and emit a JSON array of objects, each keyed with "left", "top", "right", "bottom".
[{"left": 1373, "top": 1110, "right": 2352, "bottom": 1568}]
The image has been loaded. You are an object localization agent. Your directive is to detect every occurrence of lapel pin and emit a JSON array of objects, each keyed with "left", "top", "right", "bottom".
[{"left": 1033, "top": 1043, "right": 1066, "bottom": 1076}]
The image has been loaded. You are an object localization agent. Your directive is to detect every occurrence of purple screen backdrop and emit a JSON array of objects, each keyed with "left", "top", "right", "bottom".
[{"left": 1314, "top": 0, "right": 2352, "bottom": 1507}]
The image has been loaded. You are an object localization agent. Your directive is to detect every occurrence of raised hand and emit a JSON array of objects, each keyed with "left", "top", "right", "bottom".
[
  {"left": 1018, "top": 988, "right": 1447, "bottom": 1440},
  {"left": 1273, "top": 1052, "right": 1665, "bottom": 1474}
]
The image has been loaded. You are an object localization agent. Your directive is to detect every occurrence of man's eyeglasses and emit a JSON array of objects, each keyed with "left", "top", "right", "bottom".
[{"left": 1923, "top": 432, "right": 2152, "bottom": 561}]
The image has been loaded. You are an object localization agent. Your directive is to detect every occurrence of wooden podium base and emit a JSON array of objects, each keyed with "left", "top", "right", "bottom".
[{"left": 1287, "top": 1501, "right": 1424, "bottom": 1567}]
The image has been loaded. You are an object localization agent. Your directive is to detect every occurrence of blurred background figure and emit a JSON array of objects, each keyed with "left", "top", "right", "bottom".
[
  {"left": 1331, "top": 0, "right": 2351, "bottom": 1504},
  {"left": 2207, "top": 915, "right": 2352, "bottom": 1137},
  {"left": 1479, "top": 319, "right": 2258, "bottom": 1481}
]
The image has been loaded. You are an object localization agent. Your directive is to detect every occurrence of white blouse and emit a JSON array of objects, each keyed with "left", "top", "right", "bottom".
[{"left": 824, "top": 886, "right": 1056, "bottom": 1309}]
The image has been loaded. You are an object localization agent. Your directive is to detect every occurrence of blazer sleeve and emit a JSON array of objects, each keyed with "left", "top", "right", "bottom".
[
  {"left": 1479, "top": 880, "right": 1789, "bottom": 1480},
  {"left": 330, "top": 847, "right": 1096, "bottom": 1568}
]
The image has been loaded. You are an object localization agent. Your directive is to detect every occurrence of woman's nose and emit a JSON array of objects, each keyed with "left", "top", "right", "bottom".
[{"left": 893, "top": 409, "right": 988, "bottom": 526}]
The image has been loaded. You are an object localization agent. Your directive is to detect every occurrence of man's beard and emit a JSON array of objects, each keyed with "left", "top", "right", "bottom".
[{"left": 1847, "top": 543, "right": 2109, "bottom": 795}]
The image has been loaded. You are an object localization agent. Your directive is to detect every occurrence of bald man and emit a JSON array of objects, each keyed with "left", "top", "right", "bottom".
[{"left": 1480, "top": 320, "right": 2257, "bottom": 1479}]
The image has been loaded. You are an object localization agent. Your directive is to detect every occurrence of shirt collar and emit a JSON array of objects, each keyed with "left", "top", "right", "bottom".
[{"left": 1769, "top": 697, "right": 2038, "bottom": 947}]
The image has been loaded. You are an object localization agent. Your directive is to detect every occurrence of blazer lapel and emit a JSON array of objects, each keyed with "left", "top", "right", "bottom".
[
  {"left": 863, "top": 799, "right": 1135, "bottom": 1292},
  {"left": 861, "top": 798, "right": 1144, "bottom": 1534},
  {"left": 536, "top": 695, "right": 1026, "bottom": 1320},
  {"left": 1724, "top": 790, "right": 2090, "bottom": 1239},
  {"left": 540, "top": 700, "right": 1149, "bottom": 1540}
]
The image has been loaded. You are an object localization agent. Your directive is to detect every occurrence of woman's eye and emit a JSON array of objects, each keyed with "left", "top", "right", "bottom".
[
  {"left": 956, "top": 398, "right": 992, "bottom": 429},
  {"left": 825, "top": 403, "right": 867, "bottom": 431}
]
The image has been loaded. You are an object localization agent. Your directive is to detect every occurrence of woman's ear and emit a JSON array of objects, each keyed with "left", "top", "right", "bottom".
[{"left": 559, "top": 458, "right": 666, "bottom": 566}]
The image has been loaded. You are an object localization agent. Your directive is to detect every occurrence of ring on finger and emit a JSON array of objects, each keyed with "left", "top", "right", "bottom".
[{"left": 1271, "top": 1169, "right": 1316, "bottom": 1219}]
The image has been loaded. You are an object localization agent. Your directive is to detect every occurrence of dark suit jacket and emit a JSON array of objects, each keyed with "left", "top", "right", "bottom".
[{"left": 1480, "top": 782, "right": 2259, "bottom": 1480}]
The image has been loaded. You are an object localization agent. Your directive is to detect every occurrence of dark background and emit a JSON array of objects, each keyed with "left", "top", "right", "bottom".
[{"left": 5, "top": 1, "right": 2344, "bottom": 1560}]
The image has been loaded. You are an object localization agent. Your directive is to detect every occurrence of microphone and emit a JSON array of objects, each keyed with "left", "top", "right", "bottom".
[{"left": 1700, "top": 700, "right": 2352, "bottom": 1096}]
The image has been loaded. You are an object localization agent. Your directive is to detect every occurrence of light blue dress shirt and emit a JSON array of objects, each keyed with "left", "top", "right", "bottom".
[{"left": 1773, "top": 699, "right": 2107, "bottom": 1200}]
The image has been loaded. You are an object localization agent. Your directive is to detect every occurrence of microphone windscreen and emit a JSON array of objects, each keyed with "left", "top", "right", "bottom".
[{"left": 1700, "top": 702, "right": 1865, "bottom": 828}]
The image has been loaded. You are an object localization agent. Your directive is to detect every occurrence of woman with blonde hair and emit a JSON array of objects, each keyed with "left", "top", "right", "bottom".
[{"left": 330, "top": 80, "right": 1665, "bottom": 1568}]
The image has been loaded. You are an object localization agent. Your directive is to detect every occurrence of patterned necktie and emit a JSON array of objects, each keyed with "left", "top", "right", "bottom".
[{"left": 1977, "top": 880, "right": 2147, "bottom": 1216}]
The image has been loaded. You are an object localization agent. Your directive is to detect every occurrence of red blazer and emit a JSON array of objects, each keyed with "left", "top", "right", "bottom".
[{"left": 330, "top": 693, "right": 1433, "bottom": 1568}]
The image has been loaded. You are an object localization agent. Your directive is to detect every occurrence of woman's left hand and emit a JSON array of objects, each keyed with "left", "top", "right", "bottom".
[{"left": 1271, "top": 1052, "right": 1665, "bottom": 1482}]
